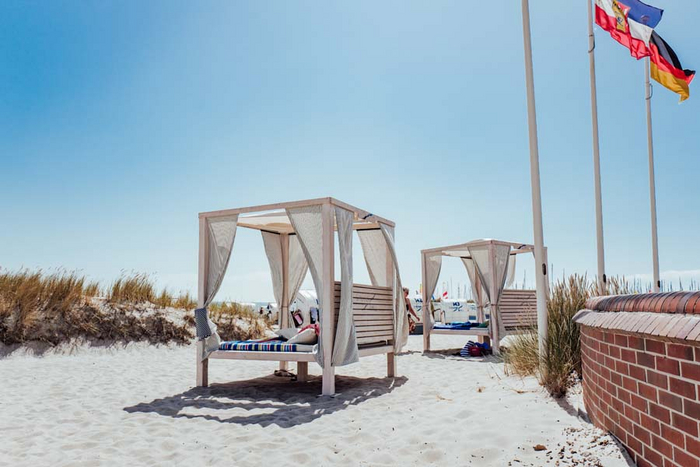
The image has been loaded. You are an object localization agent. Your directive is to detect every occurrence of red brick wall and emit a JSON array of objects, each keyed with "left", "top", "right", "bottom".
[{"left": 581, "top": 326, "right": 700, "bottom": 467}]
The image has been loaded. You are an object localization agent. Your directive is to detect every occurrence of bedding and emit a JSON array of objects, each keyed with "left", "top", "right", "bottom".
[{"left": 287, "top": 328, "right": 317, "bottom": 345}]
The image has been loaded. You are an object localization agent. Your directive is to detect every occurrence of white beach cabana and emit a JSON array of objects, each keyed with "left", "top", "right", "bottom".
[
  {"left": 195, "top": 197, "right": 408, "bottom": 396},
  {"left": 421, "top": 239, "right": 546, "bottom": 355}
]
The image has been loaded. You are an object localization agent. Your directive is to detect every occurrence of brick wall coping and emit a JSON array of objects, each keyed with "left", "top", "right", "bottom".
[
  {"left": 574, "top": 310, "right": 700, "bottom": 343},
  {"left": 585, "top": 292, "right": 700, "bottom": 315}
]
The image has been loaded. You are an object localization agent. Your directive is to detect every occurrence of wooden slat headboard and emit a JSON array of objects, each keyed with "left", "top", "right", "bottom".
[
  {"left": 499, "top": 289, "right": 537, "bottom": 331},
  {"left": 334, "top": 282, "right": 394, "bottom": 348}
]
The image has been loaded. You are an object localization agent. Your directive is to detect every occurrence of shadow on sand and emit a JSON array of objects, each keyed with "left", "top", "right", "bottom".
[
  {"left": 419, "top": 348, "right": 502, "bottom": 363},
  {"left": 124, "top": 374, "right": 407, "bottom": 428}
]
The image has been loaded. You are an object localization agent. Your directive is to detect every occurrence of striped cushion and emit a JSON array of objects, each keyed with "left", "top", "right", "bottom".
[{"left": 219, "top": 340, "right": 301, "bottom": 352}]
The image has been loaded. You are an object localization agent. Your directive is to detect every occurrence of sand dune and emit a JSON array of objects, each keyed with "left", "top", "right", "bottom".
[{"left": 0, "top": 335, "right": 632, "bottom": 466}]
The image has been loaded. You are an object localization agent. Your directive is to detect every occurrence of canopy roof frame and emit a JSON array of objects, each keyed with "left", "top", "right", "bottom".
[
  {"left": 421, "top": 239, "right": 535, "bottom": 258},
  {"left": 199, "top": 197, "right": 395, "bottom": 234}
]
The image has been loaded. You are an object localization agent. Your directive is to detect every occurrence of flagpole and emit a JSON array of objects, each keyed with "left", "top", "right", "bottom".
[
  {"left": 521, "top": 0, "right": 548, "bottom": 359},
  {"left": 644, "top": 57, "right": 661, "bottom": 292},
  {"left": 587, "top": 0, "right": 607, "bottom": 293}
]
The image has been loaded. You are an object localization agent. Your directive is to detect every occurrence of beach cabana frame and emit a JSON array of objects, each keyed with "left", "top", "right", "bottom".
[
  {"left": 421, "top": 239, "right": 546, "bottom": 355},
  {"left": 195, "top": 197, "right": 408, "bottom": 396}
]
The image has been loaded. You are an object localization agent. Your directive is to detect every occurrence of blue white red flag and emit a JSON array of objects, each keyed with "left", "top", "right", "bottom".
[{"left": 595, "top": 0, "right": 663, "bottom": 59}]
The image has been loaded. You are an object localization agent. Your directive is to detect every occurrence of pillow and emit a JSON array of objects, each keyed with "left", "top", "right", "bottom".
[
  {"left": 287, "top": 328, "right": 318, "bottom": 345},
  {"left": 275, "top": 327, "right": 299, "bottom": 341}
]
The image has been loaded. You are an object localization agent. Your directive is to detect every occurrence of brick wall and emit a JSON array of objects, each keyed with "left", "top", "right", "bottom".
[{"left": 576, "top": 292, "right": 700, "bottom": 467}]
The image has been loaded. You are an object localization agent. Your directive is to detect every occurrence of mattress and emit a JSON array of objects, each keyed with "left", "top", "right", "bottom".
[{"left": 218, "top": 339, "right": 315, "bottom": 352}]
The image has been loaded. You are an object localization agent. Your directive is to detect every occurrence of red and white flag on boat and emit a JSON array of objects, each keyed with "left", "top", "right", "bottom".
[{"left": 442, "top": 290, "right": 448, "bottom": 299}]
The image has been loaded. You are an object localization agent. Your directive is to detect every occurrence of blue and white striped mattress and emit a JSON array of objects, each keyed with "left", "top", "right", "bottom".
[{"left": 218, "top": 339, "right": 314, "bottom": 352}]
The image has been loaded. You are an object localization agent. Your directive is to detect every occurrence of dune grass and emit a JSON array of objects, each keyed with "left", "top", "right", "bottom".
[
  {"left": 504, "top": 274, "right": 642, "bottom": 397},
  {"left": 0, "top": 269, "right": 270, "bottom": 347}
]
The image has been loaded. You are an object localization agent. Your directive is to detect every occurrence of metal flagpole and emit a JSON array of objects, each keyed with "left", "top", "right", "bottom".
[
  {"left": 521, "top": 0, "right": 548, "bottom": 359},
  {"left": 587, "top": 0, "right": 607, "bottom": 293},
  {"left": 644, "top": 57, "right": 661, "bottom": 292}
]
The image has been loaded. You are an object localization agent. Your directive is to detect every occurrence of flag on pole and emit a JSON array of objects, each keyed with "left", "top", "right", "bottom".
[
  {"left": 442, "top": 290, "right": 448, "bottom": 300},
  {"left": 595, "top": 0, "right": 663, "bottom": 59},
  {"left": 649, "top": 32, "right": 695, "bottom": 102}
]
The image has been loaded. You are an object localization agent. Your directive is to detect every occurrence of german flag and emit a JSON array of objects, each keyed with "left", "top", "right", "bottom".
[{"left": 649, "top": 32, "right": 695, "bottom": 102}]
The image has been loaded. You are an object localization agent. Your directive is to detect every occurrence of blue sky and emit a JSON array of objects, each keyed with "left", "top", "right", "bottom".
[{"left": 1, "top": 1, "right": 698, "bottom": 302}]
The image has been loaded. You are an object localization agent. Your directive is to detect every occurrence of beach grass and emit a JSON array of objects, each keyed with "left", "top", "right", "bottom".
[
  {"left": 0, "top": 269, "right": 270, "bottom": 347},
  {"left": 504, "top": 274, "right": 644, "bottom": 397}
]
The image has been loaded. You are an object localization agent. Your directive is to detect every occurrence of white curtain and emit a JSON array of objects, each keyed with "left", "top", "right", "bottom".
[
  {"left": 287, "top": 235, "right": 308, "bottom": 311},
  {"left": 357, "top": 229, "right": 389, "bottom": 287},
  {"left": 467, "top": 244, "right": 511, "bottom": 338},
  {"left": 286, "top": 205, "right": 326, "bottom": 367},
  {"left": 423, "top": 253, "right": 443, "bottom": 327},
  {"left": 461, "top": 257, "right": 487, "bottom": 319},
  {"left": 332, "top": 207, "right": 359, "bottom": 366},
  {"left": 261, "top": 232, "right": 309, "bottom": 326},
  {"left": 197, "top": 214, "right": 239, "bottom": 360},
  {"left": 205, "top": 215, "right": 239, "bottom": 305},
  {"left": 505, "top": 255, "right": 517, "bottom": 289},
  {"left": 380, "top": 223, "right": 408, "bottom": 352},
  {"left": 261, "top": 231, "right": 284, "bottom": 308}
]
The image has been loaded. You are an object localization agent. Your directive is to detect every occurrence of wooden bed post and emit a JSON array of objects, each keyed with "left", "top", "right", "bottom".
[
  {"left": 387, "top": 242, "right": 397, "bottom": 376},
  {"left": 476, "top": 274, "right": 487, "bottom": 345},
  {"left": 421, "top": 252, "right": 430, "bottom": 353},
  {"left": 196, "top": 216, "right": 209, "bottom": 387},
  {"left": 297, "top": 361, "right": 308, "bottom": 382},
  {"left": 279, "top": 233, "right": 290, "bottom": 372},
  {"left": 489, "top": 242, "right": 501, "bottom": 355},
  {"left": 321, "top": 203, "right": 335, "bottom": 396}
]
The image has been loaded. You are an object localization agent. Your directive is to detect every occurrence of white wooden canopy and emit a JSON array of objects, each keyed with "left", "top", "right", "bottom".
[
  {"left": 196, "top": 197, "right": 405, "bottom": 396},
  {"left": 421, "top": 238, "right": 546, "bottom": 355}
]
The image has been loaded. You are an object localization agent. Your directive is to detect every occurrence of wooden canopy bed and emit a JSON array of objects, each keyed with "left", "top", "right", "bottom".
[{"left": 195, "top": 197, "right": 407, "bottom": 396}]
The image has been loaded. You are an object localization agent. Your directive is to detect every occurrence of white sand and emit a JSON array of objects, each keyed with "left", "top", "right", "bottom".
[{"left": 0, "top": 335, "right": 632, "bottom": 466}]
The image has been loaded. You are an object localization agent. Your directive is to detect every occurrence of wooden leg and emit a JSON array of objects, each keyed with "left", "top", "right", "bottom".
[
  {"left": 387, "top": 352, "right": 396, "bottom": 378},
  {"left": 196, "top": 341, "right": 208, "bottom": 387},
  {"left": 279, "top": 361, "right": 288, "bottom": 371},
  {"left": 297, "top": 362, "right": 308, "bottom": 382},
  {"left": 423, "top": 331, "right": 431, "bottom": 353},
  {"left": 321, "top": 365, "right": 335, "bottom": 396}
]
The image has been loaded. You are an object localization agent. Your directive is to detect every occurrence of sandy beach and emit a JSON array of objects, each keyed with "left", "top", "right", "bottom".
[{"left": 0, "top": 335, "right": 631, "bottom": 466}]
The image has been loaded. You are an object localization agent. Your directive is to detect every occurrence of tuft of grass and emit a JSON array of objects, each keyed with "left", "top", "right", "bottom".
[
  {"left": 84, "top": 281, "right": 101, "bottom": 298},
  {"left": 173, "top": 292, "right": 196, "bottom": 311},
  {"left": 504, "top": 274, "right": 642, "bottom": 397},
  {"left": 154, "top": 289, "right": 173, "bottom": 309},
  {"left": 107, "top": 273, "right": 157, "bottom": 304},
  {"left": 503, "top": 327, "right": 539, "bottom": 377},
  {"left": 539, "top": 275, "right": 589, "bottom": 397}
]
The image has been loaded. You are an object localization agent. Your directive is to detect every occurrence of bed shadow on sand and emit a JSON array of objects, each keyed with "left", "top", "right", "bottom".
[
  {"left": 420, "top": 349, "right": 502, "bottom": 363},
  {"left": 124, "top": 374, "right": 407, "bottom": 428}
]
